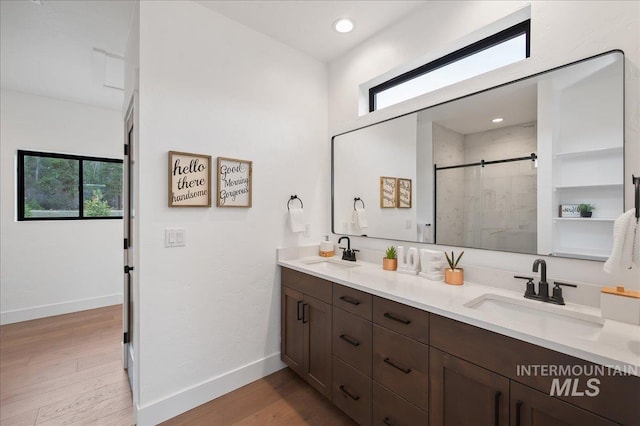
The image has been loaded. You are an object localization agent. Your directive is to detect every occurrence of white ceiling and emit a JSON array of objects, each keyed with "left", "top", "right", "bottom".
[
  {"left": 196, "top": 1, "right": 428, "bottom": 62},
  {"left": 0, "top": 0, "right": 134, "bottom": 111},
  {"left": 1, "top": 0, "right": 426, "bottom": 111}
]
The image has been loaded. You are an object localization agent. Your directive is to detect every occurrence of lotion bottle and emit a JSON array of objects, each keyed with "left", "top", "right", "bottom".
[{"left": 319, "top": 236, "right": 335, "bottom": 257}]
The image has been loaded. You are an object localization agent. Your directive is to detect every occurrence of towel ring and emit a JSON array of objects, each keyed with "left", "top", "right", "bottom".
[
  {"left": 354, "top": 197, "right": 365, "bottom": 210},
  {"left": 287, "top": 195, "right": 303, "bottom": 210}
]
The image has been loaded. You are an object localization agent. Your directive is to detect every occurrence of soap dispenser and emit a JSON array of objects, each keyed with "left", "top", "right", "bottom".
[{"left": 319, "top": 236, "right": 334, "bottom": 257}]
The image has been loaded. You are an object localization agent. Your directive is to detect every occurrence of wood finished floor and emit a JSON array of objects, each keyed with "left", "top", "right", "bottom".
[
  {"left": 0, "top": 305, "right": 134, "bottom": 426},
  {"left": 1, "top": 305, "right": 355, "bottom": 426}
]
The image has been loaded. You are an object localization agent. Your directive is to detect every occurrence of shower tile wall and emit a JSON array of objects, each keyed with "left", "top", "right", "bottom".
[
  {"left": 463, "top": 122, "right": 537, "bottom": 252},
  {"left": 433, "top": 123, "right": 465, "bottom": 246}
]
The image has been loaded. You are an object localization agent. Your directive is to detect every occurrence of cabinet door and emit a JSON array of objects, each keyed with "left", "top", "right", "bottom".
[
  {"left": 281, "top": 286, "right": 304, "bottom": 377},
  {"left": 511, "top": 382, "right": 619, "bottom": 426},
  {"left": 430, "top": 348, "right": 509, "bottom": 426},
  {"left": 304, "top": 294, "right": 332, "bottom": 399}
]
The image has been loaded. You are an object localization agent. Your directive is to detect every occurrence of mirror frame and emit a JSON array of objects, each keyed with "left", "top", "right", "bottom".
[{"left": 331, "top": 49, "right": 625, "bottom": 260}]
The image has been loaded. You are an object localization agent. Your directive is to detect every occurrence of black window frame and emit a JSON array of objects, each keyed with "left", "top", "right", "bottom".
[
  {"left": 17, "top": 150, "right": 124, "bottom": 221},
  {"left": 369, "top": 19, "right": 531, "bottom": 112}
]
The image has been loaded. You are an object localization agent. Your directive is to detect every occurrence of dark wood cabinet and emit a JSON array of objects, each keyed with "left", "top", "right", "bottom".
[
  {"left": 281, "top": 269, "right": 332, "bottom": 399},
  {"left": 430, "top": 347, "right": 510, "bottom": 426},
  {"left": 281, "top": 286, "right": 304, "bottom": 377},
  {"left": 304, "top": 294, "right": 332, "bottom": 398},
  {"left": 333, "top": 307, "right": 372, "bottom": 376},
  {"left": 334, "top": 284, "right": 373, "bottom": 320},
  {"left": 281, "top": 267, "right": 639, "bottom": 426},
  {"left": 373, "top": 324, "right": 429, "bottom": 411},
  {"left": 373, "top": 296, "right": 429, "bottom": 344},
  {"left": 511, "top": 381, "right": 619, "bottom": 426},
  {"left": 430, "top": 314, "right": 639, "bottom": 425},
  {"left": 372, "top": 382, "right": 427, "bottom": 426},
  {"left": 333, "top": 356, "right": 372, "bottom": 425}
]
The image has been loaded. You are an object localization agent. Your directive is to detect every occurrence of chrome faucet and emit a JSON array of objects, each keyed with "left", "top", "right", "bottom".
[{"left": 338, "top": 236, "right": 358, "bottom": 261}]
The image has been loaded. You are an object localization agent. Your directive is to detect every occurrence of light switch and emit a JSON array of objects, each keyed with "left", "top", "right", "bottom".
[{"left": 165, "top": 228, "right": 186, "bottom": 248}]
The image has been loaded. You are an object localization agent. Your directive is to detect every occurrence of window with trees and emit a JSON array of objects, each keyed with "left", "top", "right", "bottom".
[{"left": 17, "top": 150, "right": 123, "bottom": 220}]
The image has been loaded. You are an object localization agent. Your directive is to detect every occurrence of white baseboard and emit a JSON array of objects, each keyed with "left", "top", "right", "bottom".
[
  {"left": 135, "top": 353, "right": 286, "bottom": 426},
  {"left": 0, "top": 294, "right": 123, "bottom": 325}
]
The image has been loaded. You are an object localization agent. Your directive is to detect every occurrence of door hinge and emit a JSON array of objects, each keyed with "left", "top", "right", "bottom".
[
  {"left": 124, "top": 238, "right": 128, "bottom": 249},
  {"left": 124, "top": 144, "right": 129, "bottom": 156},
  {"left": 123, "top": 332, "right": 129, "bottom": 344},
  {"left": 124, "top": 265, "right": 134, "bottom": 273}
]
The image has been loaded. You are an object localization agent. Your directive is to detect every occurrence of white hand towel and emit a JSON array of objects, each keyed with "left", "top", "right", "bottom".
[
  {"left": 604, "top": 209, "right": 637, "bottom": 275},
  {"left": 288, "top": 207, "right": 305, "bottom": 233},
  {"left": 351, "top": 208, "right": 368, "bottom": 229}
]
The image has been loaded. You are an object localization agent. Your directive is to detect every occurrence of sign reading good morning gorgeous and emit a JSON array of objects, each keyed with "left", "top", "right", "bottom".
[
  {"left": 168, "top": 151, "right": 212, "bottom": 207},
  {"left": 217, "top": 157, "right": 252, "bottom": 207}
]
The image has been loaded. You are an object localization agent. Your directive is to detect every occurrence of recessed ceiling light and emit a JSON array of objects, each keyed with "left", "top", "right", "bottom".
[
  {"left": 492, "top": 117, "right": 504, "bottom": 123},
  {"left": 334, "top": 18, "right": 354, "bottom": 33},
  {"left": 31, "top": 0, "right": 42, "bottom": 5}
]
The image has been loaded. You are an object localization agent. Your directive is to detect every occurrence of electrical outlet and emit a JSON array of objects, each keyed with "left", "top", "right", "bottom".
[{"left": 303, "top": 223, "right": 311, "bottom": 237}]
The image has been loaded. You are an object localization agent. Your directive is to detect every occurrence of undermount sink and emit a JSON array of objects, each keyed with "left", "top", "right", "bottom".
[
  {"left": 464, "top": 293, "right": 604, "bottom": 338},
  {"left": 301, "top": 257, "right": 360, "bottom": 270}
]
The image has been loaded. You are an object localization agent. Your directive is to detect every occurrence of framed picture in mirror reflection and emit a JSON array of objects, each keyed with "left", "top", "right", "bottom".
[
  {"left": 398, "top": 178, "right": 412, "bottom": 208},
  {"left": 380, "top": 176, "right": 397, "bottom": 208}
]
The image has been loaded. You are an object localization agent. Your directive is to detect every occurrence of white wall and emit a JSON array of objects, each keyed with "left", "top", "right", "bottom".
[
  {"left": 134, "top": 1, "right": 328, "bottom": 423},
  {"left": 0, "top": 89, "right": 123, "bottom": 324},
  {"left": 333, "top": 113, "right": 417, "bottom": 241},
  {"left": 328, "top": 1, "right": 640, "bottom": 288}
]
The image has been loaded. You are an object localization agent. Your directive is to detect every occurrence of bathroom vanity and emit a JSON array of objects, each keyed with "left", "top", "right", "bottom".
[{"left": 278, "top": 250, "right": 640, "bottom": 426}]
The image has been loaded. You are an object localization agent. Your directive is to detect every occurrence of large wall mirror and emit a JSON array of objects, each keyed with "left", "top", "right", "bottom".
[{"left": 332, "top": 51, "right": 624, "bottom": 261}]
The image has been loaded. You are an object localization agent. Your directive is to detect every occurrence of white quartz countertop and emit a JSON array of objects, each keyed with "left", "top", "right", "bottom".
[{"left": 278, "top": 253, "right": 640, "bottom": 376}]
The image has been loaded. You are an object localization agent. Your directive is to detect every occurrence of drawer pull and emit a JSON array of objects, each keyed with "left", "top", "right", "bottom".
[
  {"left": 383, "top": 312, "right": 411, "bottom": 325},
  {"left": 383, "top": 417, "right": 394, "bottom": 426},
  {"left": 297, "top": 301, "right": 303, "bottom": 321},
  {"left": 339, "top": 295, "right": 361, "bottom": 306},
  {"left": 515, "top": 400, "right": 523, "bottom": 426},
  {"left": 339, "top": 385, "right": 360, "bottom": 401},
  {"left": 302, "top": 303, "right": 309, "bottom": 324},
  {"left": 339, "top": 333, "right": 360, "bottom": 347},
  {"left": 383, "top": 357, "right": 412, "bottom": 374},
  {"left": 494, "top": 391, "right": 501, "bottom": 426}
]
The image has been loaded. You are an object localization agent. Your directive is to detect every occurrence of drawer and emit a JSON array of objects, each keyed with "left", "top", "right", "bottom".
[
  {"left": 281, "top": 267, "right": 332, "bottom": 304},
  {"left": 333, "top": 307, "right": 372, "bottom": 376},
  {"left": 333, "top": 283, "right": 372, "bottom": 320},
  {"left": 332, "top": 356, "right": 372, "bottom": 426},
  {"left": 373, "top": 324, "right": 429, "bottom": 411},
  {"left": 373, "top": 382, "right": 428, "bottom": 426},
  {"left": 373, "top": 296, "right": 429, "bottom": 344}
]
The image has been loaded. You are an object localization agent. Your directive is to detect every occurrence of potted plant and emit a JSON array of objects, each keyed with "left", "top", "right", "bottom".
[
  {"left": 444, "top": 251, "right": 464, "bottom": 285},
  {"left": 578, "top": 203, "right": 595, "bottom": 218},
  {"left": 383, "top": 246, "right": 398, "bottom": 271}
]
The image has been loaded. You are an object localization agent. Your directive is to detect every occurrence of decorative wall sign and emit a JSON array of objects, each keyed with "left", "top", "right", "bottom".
[
  {"left": 168, "top": 151, "right": 212, "bottom": 207},
  {"left": 380, "top": 176, "right": 397, "bottom": 208},
  {"left": 217, "top": 157, "right": 252, "bottom": 207},
  {"left": 559, "top": 204, "right": 580, "bottom": 218},
  {"left": 398, "top": 178, "right": 412, "bottom": 208}
]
